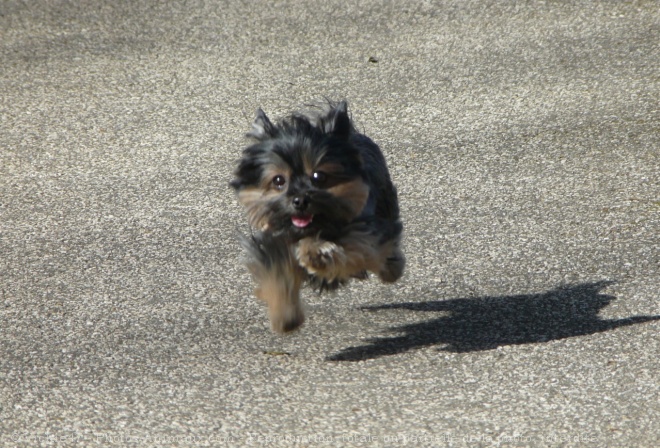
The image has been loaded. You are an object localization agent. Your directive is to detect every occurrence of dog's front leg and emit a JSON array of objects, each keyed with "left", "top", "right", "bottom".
[
  {"left": 297, "top": 222, "right": 405, "bottom": 283},
  {"left": 240, "top": 233, "right": 305, "bottom": 333},
  {"left": 295, "top": 233, "right": 385, "bottom": 282},
  {"left": 253, "top": 262, "right": 305, "bottom": 333}
]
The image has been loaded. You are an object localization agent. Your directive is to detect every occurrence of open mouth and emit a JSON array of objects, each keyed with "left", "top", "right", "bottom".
[{"left": 291, "top": 214, "right": 314, "bottom": 228}]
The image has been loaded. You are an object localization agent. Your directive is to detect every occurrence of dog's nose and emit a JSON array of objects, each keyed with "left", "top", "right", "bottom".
[{"left": 292, "top": 195, "right": 309, "bottom": 211}]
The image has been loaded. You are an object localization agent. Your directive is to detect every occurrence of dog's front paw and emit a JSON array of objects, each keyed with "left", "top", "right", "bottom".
[
  {"left": 296, "top": 238, "right": 346, "bottom": 279},
  {"left": 267, "top": 298, "right": 305, "bottom": 333}
]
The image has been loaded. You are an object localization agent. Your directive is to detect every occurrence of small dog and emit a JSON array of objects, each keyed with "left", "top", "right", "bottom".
[{"left": 231, "top": 101, "right": 404, "bottom": 333}]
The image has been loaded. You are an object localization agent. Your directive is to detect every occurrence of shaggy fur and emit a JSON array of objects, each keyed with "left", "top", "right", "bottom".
[{"left": 231, "top": 101, "right": 404, "bottom": 333}]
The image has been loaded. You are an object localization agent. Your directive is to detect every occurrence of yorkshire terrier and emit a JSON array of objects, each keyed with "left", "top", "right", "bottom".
[{"left": 231, "top": 101, "right": 404, "bottom": 333}]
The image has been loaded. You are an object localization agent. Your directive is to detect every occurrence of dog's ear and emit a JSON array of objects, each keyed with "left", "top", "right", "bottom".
[
  {"left": 247, "top": 109, "right": 278, "bottom": 140},
  {"left": 323, "top": 101, "right": 352, "bottom": 140}
]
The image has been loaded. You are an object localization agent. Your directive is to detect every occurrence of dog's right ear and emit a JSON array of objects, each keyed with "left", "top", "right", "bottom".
[{"left": 247, "top": 109, "right": 278, "bottom": 140}]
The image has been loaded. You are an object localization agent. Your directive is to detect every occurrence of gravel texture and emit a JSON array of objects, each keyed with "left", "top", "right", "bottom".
[{"left": 1, "top": 1, "right": 658, "bottom": 446}]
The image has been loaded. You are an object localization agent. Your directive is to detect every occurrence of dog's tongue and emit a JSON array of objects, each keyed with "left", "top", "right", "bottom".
[{"left": 292, "top": 214, "right": 313, "bottom": 228}]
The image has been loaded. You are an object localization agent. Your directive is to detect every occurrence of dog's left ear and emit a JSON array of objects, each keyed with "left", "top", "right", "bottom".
[
  {"left": 247, "top": 108, "right": 278, "bottom": 140},
  {"left": 324, "top": 101, "right": 353, "bottom": 140}
]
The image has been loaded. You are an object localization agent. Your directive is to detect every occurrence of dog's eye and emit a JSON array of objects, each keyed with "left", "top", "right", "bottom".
[
  {"left": 311, "top": 171, "right": 328, "bottom": 187},
  {"left": 272, "top": 175, "right": 286, "bottom": 189}
]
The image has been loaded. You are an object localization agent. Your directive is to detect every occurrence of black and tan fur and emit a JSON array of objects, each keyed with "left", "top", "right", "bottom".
[{"left": 231, "top": 101, "right": 404, "bottom": 333}]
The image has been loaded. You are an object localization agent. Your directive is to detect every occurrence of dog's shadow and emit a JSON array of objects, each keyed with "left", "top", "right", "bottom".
[{"left": 328, "top": 281, "right": 660, "bottom": 361}]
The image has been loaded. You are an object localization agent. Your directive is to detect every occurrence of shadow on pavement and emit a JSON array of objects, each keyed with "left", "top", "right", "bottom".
[{"left": 328, "top": 281, "right": 660, "bottom": 361}]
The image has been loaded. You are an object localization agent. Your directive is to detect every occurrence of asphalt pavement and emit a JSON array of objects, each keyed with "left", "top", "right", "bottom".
[{"left": 1, "top": 1, "right": 658, "bottom": 446}]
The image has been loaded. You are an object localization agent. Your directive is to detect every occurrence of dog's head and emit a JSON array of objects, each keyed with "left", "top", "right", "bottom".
[{"left": 231, "top": 102, "right": 370, "bottom": 240}]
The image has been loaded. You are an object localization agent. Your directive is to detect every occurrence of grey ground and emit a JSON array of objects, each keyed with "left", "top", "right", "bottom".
[{"left": 1, "top": 1, "right": 659, "bottom": 446}]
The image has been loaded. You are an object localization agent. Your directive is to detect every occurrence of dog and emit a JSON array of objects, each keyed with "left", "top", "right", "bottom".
[{"left": 231, "top": 101, "right": 404, "bottom": 333}]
